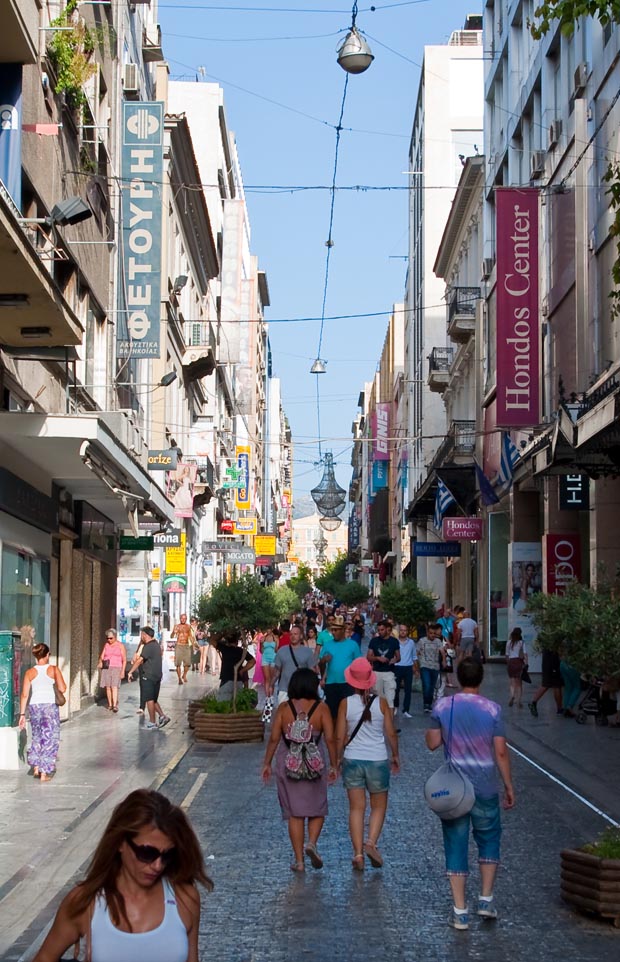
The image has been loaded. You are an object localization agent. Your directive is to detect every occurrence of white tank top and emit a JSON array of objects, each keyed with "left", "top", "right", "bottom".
[
  {"left": 91, "top": 878, "right": 188, "bottom": 962},
  {"left": 29, "top": 665, "right": 56, "bottom": 705},
  {"left": 343, "top": 694, "right": 388, "bottom": 762}
]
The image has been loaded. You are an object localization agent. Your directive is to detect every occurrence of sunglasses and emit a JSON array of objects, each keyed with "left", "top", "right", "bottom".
[{"left": 126, "top": 836, "right": 176, "bottom": 865}]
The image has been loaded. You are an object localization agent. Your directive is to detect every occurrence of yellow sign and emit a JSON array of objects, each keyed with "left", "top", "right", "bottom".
[
  {"left": 288, "top": 556, "right": 300, "bottom": 564},
  {"left": 165, "top": 532, "right": 186, "bottom": 575},
  {"left": 233, "top": 517, "right": 257, "bottom": 536},
  {"left": 235, "top": 445, "right": 251, "bottom": 510},
  {"left": 255, "top": 534, "right": 277, "bottom": 556},
  {"left": 151, "top": 566, "right": 161, "bottom": 581}
]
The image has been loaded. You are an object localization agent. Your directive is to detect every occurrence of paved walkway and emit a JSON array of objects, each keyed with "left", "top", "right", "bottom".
[{"left": 1, "top": 665, "right": 619, "bottom": 961}]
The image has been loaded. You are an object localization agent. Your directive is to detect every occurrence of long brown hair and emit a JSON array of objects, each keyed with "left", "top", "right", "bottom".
[
  {"left": 70, "top": 789, "right": 213, "bottom": 928},
  {"left": 352, "top": 687, "right": 375, "bottom": 722}
]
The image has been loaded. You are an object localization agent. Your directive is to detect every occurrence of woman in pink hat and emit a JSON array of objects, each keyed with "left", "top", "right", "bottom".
[{"left": 335, "top": 657, "right": 400, "bottom": 871}]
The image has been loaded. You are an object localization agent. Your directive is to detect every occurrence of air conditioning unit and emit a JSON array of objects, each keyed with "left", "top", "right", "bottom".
[
  {"left": 530, "top": 151, "right": 545, "bottom": 179},
  {"left": 574, "top": 63, "right": 588, "bottom": 97},
  {"left": 548, "top": 119, "right": 562, "bottom": 149},
  {"left": 122, "top": 63, "right": 139, "bottom": 98},
  {"left": 481, "top": 257, "right": 494, "bottom": 281}
]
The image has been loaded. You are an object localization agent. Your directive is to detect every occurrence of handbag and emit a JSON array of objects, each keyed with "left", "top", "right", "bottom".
[
  {"left": 424, "top": 697, "right": 475, "bottom": 820},
  {"left": 54, "top": 684, "right": 66, "bottom": 707},
  {"left": 101, "top": 658, "right": 110, "bottom": 670},
  {"left": 521, "top": 664, "right": 532, "bottom": 684}
]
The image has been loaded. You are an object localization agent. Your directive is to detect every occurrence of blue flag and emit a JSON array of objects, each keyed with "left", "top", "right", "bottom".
[
  {"left": 475, "top": 461, "right": 500, "bottom": 506},
  {"left": 434, "top": 479, "right": 457, "bottom": 530},
  {"left": 496, "top": 433, "right": 521, "bottom": 492}
]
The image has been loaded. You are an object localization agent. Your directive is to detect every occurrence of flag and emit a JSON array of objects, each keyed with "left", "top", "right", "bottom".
[
  {"left": 475, "top": 461, "right": 500, "bottom": 506},
  {"left": 433, "top": 479, "right": 457, "bottom": 530},
  {"left": 496, "top": 433, "right": 521, "bottom": 492}
]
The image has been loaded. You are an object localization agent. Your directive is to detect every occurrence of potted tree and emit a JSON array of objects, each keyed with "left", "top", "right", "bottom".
[
  {"left": 379, "top": 579, "right": 437, "bottom": 632},
  {"left": 191, "top": 575, "right": 279, "bottom": 743},
  {"left": 561, "top": 828, "right": 620, "bottom": 927}
]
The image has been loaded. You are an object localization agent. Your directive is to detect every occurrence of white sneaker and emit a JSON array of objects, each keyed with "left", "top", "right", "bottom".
[
  {"left": 145, "top": 721, "right": 158, "bottom": 730},
  {"left": 403, "top": 712, "right": 413, "bottom": 719},
  {"left": 394, "top": 708, "right": 398, "bottom": 716}
]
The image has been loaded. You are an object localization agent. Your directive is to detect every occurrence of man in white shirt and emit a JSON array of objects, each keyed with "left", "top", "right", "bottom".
[
  {"left": 394, "top": 624, "right": 417, "bottom": 718},
  {"left": 454, "top": 611, "right": 478, "bottom": 663}
]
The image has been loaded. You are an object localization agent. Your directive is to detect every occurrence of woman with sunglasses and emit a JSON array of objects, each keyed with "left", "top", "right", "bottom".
[
  {"left": 97, "top": 628, "right": 126, "bottom": 713},
  {"left": 33, "top": 789, "right": 213, "bottom": 962}
]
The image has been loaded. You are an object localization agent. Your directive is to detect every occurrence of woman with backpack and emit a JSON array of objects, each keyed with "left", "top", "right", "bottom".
[
  {"left": 261, "top": 668, "right": 338, "bottom": 872},
  {"left": 335, "top": 658, "right": 400, "bottom": 871}
]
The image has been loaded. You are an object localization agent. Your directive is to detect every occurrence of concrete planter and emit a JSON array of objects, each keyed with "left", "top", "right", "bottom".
[
  {"left": 187, "top": 700, "right": 203, "bottom": 730},
  {"left": 561, "top": 848, "right": 620, "bottom": 927},
  {"left": 193, "top": 709, "right": 264, "bottom": 743}
]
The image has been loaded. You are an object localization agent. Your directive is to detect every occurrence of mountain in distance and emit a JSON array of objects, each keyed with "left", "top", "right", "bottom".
[{"left": 292, "top": 495, "right": 316, "bottom": 520}]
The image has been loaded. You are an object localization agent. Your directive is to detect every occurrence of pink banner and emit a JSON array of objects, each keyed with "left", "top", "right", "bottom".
[
  {"left": 496, "top": 188, "right": 540, "bottom": 426},
  {"left": 543, "top": 533, "right": 581, "bottom": 594},
  {"left": 372, "top": 402, "right": 390, "bottom": 461},
  {"left": 442, "top": 517, "right": 484, "bottom": 541}
]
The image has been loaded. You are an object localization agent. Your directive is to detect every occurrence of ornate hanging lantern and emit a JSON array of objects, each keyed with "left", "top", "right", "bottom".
[{"left": 311, "top": 452, "right": 346, "bottom": 518}]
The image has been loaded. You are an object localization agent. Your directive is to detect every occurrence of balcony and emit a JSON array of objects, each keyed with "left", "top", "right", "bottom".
[
  {"left": 0, "top": 185, "right": 83, "bottom": 347},
  {"left": 428, "top": 347, "right": 454, "bottom": 393},
  {"left": 451, "top": 419, "right": 476, "bottom": 460},
  {"left": 182, "top": 322, "right": 217, "bottom": 381},
  {"left": 448, "top": 286, "right": 479, "bottom": 342},
  {"left": 0, "top": 1, "right": 37, "bottom": 63},
  {"left": 142, "top": 24, "right": 164, "bottom": 62}
]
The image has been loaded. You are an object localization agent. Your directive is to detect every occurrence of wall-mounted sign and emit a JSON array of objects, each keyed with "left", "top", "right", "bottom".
[
  {"left": 120, "top": 535, "right": 154, "bottom": 551},
  {"left": 117, "top": 101, "right": 164, "bottom": 358},
  {"left": 413, "top": 542, "right": 461, "bottom": 557},
  {"left": 0, "top": 65, "right": 23, "bottom": 209},
  {"left": 220, "top": 519, "right": 234, "bottom": 534},
  {"left": 227, "top": 548, "right": 256, "bottom": 564},
  {"left": 559, "top": 474, "right": 589, "bottom": 511},
  {"left": 442, "top": 518, "right": 484, "bottom": 541},
  {"left": 163, "top": 574, "right": 187, "bottom": 593},
  {"left": 544, "top": 533, "right": 581, "bottom": 595},
  {"left": 233, "top": 517, "right": 257, "bottom": 536},
  {"left": 147, "top": 449, "right": 178, "bottom": 471},
  {"left": 254, "top": 534, "right": 277, "bottom": 556},
  {"left": 202, "top": 539, "right": 242, "bottom": 552},
  {"left": 235, "top": 446, "right": 251, "bottom": 509},
  {"left": 372, "top": 402, "right": 391, "bottom": 461},
  {"left": 153, "top": 529, "right": 182, "bottom": 547},
  {"left": 151, "top": 566, "right": 160, "bottom": 581},
  {"left": 165, "top": 531, "right": 186, "bottom": 575}
]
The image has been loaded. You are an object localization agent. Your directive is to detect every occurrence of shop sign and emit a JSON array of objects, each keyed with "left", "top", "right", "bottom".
[
  {"left": 413, "top": 542, "right": 461, "bottom": 557},
  {"left": 202, "top": 539, "right": 241, "bottom": 552},
  {"left": 163, "top": 574, "right": 187, "bottom": 593},
  {"left": 120, "top": 535, "right": 154, "bottom": 551},
  {"left": 151, "top": 566, "right": 160, "bottom": 581},
  {"left": 372, "top": 402, "right": 391, "bottom": 461},
  {"left": 442, "top": 518, "right": 484, "bottom": 541},
  {"left": 0, "top": 65, "right": 23, "bottom": 208},
  {"left": 371, "top": 459, "right": 388, "bottom": 495},
  {"left": 254, "top": 534, "right": 277, "bottom": 556},
  {"left": 233, "top": 517, "right": 257, "bottom": 536},
  {"left": 496, "top": 188, "right": 540, "bottom": 426},
  {"left": 220, "top": 519, "right": 234, "bottom": 534},
  {"left": 147, "top": 449, "right": 178, "bottom": 471},
  {"left": 117, "top": 101, "right": 164, "bottom": 358},
  {"left": 165, "top": 531, "right": 186, "bottom": 575},
  {"left": 227, "top": 548, "right": 256, "bottom": 564},
  {"left": 235, "top": 446, "right": 251, "bottom": 509},
  {"left": 153, "top": 529, "right": 182, "bottom": 547},
  {"left": 544, "top": 533, "right": 581, "bottom": 595},
  {"left": 559, "top": 474, "right": 589, "bottom": 510},
  {"left": 0, "top": 467, "right": 58, "bottom": 533}
]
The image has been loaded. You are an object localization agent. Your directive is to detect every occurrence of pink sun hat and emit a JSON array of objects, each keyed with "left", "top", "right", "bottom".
[{"left": 344, "top": 657, "right": 377, "bottom": 690}]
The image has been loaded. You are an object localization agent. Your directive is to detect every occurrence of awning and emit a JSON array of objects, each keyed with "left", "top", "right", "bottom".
[
  {"left": 0, "top": 412, "right": 175, "bottom": 528},
  {"left": 406, "top": 464, "right": 476, "bottom": 521},
  {"left": 0, "top": 191, "right": 83, "bottom": 347}
]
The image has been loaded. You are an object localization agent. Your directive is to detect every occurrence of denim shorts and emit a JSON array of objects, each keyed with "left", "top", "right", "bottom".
[
  {"left": 342, "top": 758, "right": 390, "bottom": 793},
  {"left": 441, "top": 794, "right": 501, "bottom": 875}
]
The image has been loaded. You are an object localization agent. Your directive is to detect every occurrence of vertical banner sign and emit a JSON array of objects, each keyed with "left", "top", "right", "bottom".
[
  {"left": 0, "top": 65, "right": 23, "bottom": 209},
  {"left": 117, "top": 102, "right": 164, "bottom": 358},
  {"left": 372, "top": 402, "right": 390, "bottom": 460},
  {"left": 543, "top": 533, "right": 581, "bottom": 595},
  {"left": 220, "top": 199, "right": 244, "bottom": 363},
  {"left": 235, "top": 445, "right": 251, "bottom": 509},
  {"left": 496, "top": 188, "right": 539, "bottom": 426},
  {"left": 236, "top": 277, "right": 254, "bottom": 415}
]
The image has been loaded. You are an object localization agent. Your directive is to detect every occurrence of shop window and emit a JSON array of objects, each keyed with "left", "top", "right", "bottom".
[{"left": 0, "top": 547, "right": 50, "bottom": 654}]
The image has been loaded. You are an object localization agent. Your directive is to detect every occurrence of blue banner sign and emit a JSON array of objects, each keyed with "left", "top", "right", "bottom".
[
  {"left": 414, "top": 541, "right": 461, "bottom": 557},
  {"left": 0, "top": 65, "right": 23, "bottom": 210},
  {"left": 371, "top": 459, "right": 388, "bottom": 496},
  {"left": 117, "top": 102, "right": 164, "bottom": 358}
]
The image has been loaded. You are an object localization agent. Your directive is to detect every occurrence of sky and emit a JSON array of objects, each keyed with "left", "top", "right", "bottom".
[{"left": 157, "top": 0, "right": 479, "bottom": 500}]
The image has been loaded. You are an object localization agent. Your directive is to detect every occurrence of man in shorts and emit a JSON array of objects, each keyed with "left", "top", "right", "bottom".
[
  {"left": 129, "top": 626, "right": 170, "bottom": 729},
  {"left": 367, "top": 620, "right": 400, "bottom": 709},
  {"left": 171, "top": 613, "right": 194, "bottom": 685}
]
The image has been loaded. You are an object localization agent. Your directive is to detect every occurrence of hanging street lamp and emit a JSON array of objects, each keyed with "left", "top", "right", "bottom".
[{"left": 337, "top": 26, "right": 374, "bottom": 75}]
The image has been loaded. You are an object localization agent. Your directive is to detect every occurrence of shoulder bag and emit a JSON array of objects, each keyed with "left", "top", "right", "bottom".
[
  {"left": 424, "top": 697, "right": 475, "bottom": 820},
  {"left": 53, "top": 668, "right": 66, "bottom": 707}
]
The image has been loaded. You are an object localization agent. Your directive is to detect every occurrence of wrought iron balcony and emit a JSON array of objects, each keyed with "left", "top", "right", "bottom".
[
  {"left": 428, "top": 347, "right": 454, "bottom": 394},
  {"left": 452, "top": 419, "right": 476, "bottom": 455},
  {"left": 448, "top": 286, "right": 479, "bottom": 343}
]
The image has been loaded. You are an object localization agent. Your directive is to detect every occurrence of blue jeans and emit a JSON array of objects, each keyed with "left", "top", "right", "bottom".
[
  {"left": 420, "top": 667, "right": 439, "bottom": 709},
  {"left": 441, "top": 794, "right": 501, "bottom": 875},
  {"left": 394, "top": 665, "right": 413, "bottom": 712}
]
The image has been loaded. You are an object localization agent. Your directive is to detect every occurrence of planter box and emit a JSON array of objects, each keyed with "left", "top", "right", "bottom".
[
  {"left": 561, "top": 849, "right": 620, "bottom": 927},
  {"left": 187, "top": 700, "right": 203, "bottom": 730},
  {"left": 193, "top": 709, "right": 264, "bottom": 744}
]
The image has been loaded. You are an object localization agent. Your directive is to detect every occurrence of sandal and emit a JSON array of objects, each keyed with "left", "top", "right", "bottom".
[
  {"left": 290, "top": 861, "right": 305, "bottom": 873},
  {"left": 304, "top": 843, "right": 323, "bottom": 870},
  {"left": 352, "top": 854, "right": 365, "bottom": 871},
  {"left": 112, "top": 706, "right": 119, "bottom": 713},
  {"left": 364, "top": 841, "right": 384, "bottom": 868}
]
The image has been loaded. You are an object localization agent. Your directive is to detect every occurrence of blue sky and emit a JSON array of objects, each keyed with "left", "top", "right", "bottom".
[{"left": 158, "top": 1, "right": 479, "bottom": 498}]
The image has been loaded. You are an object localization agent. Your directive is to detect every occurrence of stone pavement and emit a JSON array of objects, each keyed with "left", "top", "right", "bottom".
[{"left": 1, "top": 664, "right": 619, "bottom": 961}]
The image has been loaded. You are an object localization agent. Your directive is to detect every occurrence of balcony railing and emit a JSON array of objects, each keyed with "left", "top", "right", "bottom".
[
  {"left": 428, "top": 347, "right": 454, "bottom": 372},
  {"left": 452, "top": 419, "right": 476, "bottom": 454},
  {"left": 448, "top": 287, "right": 479, "bottom": 323}
]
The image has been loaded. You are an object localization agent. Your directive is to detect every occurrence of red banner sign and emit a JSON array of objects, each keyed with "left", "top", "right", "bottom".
[
  {"left": 544, "top": 533, "right": 581, "bottom": 595},
  {"left": 442, "top": 517, "right": 484, "bottom": 541},
  {"left": 496, "top": 188, "right": 539, "bottom": 426}
]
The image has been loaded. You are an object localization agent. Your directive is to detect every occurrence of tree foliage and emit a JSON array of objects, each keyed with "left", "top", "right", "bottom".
[
  {"left": 314, "top": 553, "right": 348, "bottom": 595},
  {"left": 379, "top": 581, "right": 436, "bottom": 630},
  {"left": 337, "top": 581, "right": 369, "bottom": 605},
  {"left": 526, "top": 580, "right": 620, "bottom": 679},
  {"left": 529, "top": 1, "right": 620, "bottom": 39},
  {"left": 287, "top": 562, "right": 313, "bottom": 601},
  {"left": 269, "top": 583, "right": 301, "bottom": 621},
  {"left": 196, "top": 574, "right": 278, "bottom": 634}
]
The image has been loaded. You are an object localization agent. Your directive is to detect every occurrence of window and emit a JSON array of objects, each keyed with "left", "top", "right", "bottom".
[{"left": 0, "top": 546, "right": 50, "bottom": 654}]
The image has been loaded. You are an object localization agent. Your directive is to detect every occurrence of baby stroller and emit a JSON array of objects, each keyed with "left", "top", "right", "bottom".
[{"left": 575, "top": 679, "right": 606, "bottom": 725}]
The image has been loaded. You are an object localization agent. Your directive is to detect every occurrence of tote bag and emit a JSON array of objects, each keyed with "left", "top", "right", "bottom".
[{"left": 424, "top": 697, "right": 475, "bottom": 820}]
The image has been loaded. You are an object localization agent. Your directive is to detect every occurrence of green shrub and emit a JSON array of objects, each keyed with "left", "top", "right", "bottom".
[
  {"left": 582, "top": 827, "right": 620, "bottom": 860},
  {"left": 380, "top": 580, "right": 436, "bottom": 629},
  {"left": 201, "top": 688, "right": 259, "bottom": 715}
]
